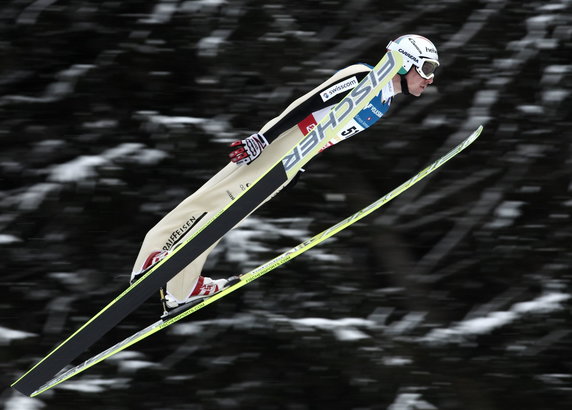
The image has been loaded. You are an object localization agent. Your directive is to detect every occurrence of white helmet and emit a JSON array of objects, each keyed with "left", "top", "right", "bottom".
[{"left": 387, "top": 34, "right": 439, "bottom": 79}]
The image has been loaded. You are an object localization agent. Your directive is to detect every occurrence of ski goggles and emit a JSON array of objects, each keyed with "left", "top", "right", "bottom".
[{"left": 416, "top": 59, "right": 440, "bottom": 80}]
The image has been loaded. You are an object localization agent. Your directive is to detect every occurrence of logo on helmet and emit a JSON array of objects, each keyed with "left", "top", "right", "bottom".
[
  {"left": 408, "top": 38, "right": 422, "bottom": 54},
  {"left": 426, "top": 46, "right": 437, "bottom": 54},
  {"left": 398, "top": 48, "right": 419, "bottom": 63}
]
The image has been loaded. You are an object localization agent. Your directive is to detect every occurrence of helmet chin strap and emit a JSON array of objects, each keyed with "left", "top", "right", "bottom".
[{"left": 400, "top": 74, "right": 410, "bottom": 96}]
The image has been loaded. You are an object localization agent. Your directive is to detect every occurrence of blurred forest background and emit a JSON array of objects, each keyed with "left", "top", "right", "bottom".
[{"left": 1, "top": 0, "right": 571, "bottom": 409}]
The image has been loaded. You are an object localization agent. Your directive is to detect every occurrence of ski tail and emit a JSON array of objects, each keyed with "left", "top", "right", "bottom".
[{"left": 27, "top": 125, "right": 482, "bottom": 396}]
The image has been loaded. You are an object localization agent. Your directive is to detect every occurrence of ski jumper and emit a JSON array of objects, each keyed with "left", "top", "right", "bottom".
[{"left": 132, "top": 63, "right": 396, "bottom": 303}]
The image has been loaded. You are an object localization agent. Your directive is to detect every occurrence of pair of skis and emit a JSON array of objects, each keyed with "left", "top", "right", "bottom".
[
  {"left": 11, "top": 48, "right": 479, "bottom": 396},
  {"left": 25, "top": 123, "right": 482, "bottom": 397}
]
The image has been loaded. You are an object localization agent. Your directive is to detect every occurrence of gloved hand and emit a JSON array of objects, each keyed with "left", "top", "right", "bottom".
[{"left": 229, "top": 133, "right": 269, "bottom": 165}]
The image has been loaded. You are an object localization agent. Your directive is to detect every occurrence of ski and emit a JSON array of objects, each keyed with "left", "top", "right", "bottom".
[
  {"left": 28, "top": 125, "right": 482, "bottom": 397},
  {"left": 12, "top": 51, "right": 403, "bottom": 396}
]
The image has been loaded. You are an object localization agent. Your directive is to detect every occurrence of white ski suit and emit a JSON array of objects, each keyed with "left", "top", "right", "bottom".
[{"left": 132, "top": 63, "right": 396, "bottom": 303}]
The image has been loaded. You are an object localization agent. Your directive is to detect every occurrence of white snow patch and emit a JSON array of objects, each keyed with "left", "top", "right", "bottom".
[
  {"left": 137, "top": 111, "right": 236, "bottom": 137},
  {"left": 48, "top": 143, "right": 167, "bottom": 183},
  {"left": 421, "top": 292, "right": 570, "bottom": 345},
  {"left": 103, "top": 143, "right": 145, "bottom": 159},
  {"left": 55, "top": 377, "right": 129, "bottom": 393},
  {"left": 486, "top": 200, "right": 524, "bottom": 229},
  {"left": 170, "top": 323, "right": 205, "bottom": 336},
  {"left": 537, "top": 373, "right": 572, "bottom": 386},
  {"left": 333, "top": 327, "right": 370, "bottom": 341},
  {"left": 441, "top": 20, "right": 485, "bottom": 49},
  {"left": 181, "top": 0, "right": 227, "bottom": 13},
  {"left": 221, "top": 216, "right": 311, "bottom": 270},
  {"left": 82, "top": 119, "right": 118, "bottom": 129},
  {"left": 224, "top": 227, "right": 273, "bottom": 263},
  {"left": 517, "top": 144, "right": 548, "bottom": 158},
  {"left": 107, "top": 350, "right": 146, "bottom": 361},
  {"left": 14, "top": 183, "right": 60, "bottom": 211},
  {"left": 2, "top": 64, "right": 94, "bottom": 103},
  {"left": 305, "top": 252, "right": 342, "bottom": 262},
  {"left": 538, "top": 4, "right": 567, "bottom": 11},
  {"left": 513, "top": 293, "right": 570, "bottom": 314},
  {"left": 197, "top": 30, "right": 231, "bottom": 57},
  {"left": 133, "top": 148, "right": 167, "bottom": 165},
  {"left": 48, "top": 272, "right": 86, "bottom": 287},
  {"left": 0, "top": 326, "right": 36, "bottom": 345},
  {"left": 4, "top": 394, "right": 45, "bottom": 410},
  {"left": 273, "top": 317, "right": 376, "bottom": 342},
  {"left": 46, "top": 65, "right": 95, "bottom": 98},
  {"left": 388, "top": 393, "right": 437, "bottom": 410},
  {"left": 225, "top": 225, "right": 340, "bottom": 266},
  {"left": 170, "top": 314, "right": 374, "bottom": 342},
  {"left": 527, "top": 14, "right": 557, "bottom": 30},
  {"left": 145, "top": 114, "right": 207, "bottom": 126},
  {"left": 543, "top": 89, "right": 570, "bottom": 104},
  {"left": 474, "top": 89, "right": 499, "bottom": 105},
  {"left": 284, "top": 317, "right": 375, "bottom": 328},
  {"left": 325, "top": 193, "right": 346, "bottom": 202},
  {"left": 140, "top": 1, "right": 178, "bottom": 24},
  {"left": 117, "top": 360, "right": 158, "bottom": 373},
  {"left": 3, "top": 142, "right": 168, "bottom": 210},
  {"left": 170, "top": 314, "right": 259, "bottom": 336},
  {"left": 385, "top": 312, "right": 427, "bottom": 336},
  {"left": 16, "top": 0, "right": 59, "bottom": 25},
  {"left": 517, "top": 105, "right": 544, "bottom": 115},
  {"left": 383, "top": 356, "right": 413, "bottom": 366},
  {"left": 542, "top": 65, "right": 572, "bottom": 86},
  {"left": 49, "top": 155, "right": 107, "bottom": 183},
  {"left": 422, "top": 114, "right": 449, "bottom": 127},
  {"left": 536, "top": 38, "right": 558, "bottom": 50},
  {"left": 0, "top": 234, "right": 22, "bottom": 244}
]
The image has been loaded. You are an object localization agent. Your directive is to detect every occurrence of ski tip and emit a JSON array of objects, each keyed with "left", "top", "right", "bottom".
[{"left": 466, "top": 125, "right": 484, "bottom": 145}]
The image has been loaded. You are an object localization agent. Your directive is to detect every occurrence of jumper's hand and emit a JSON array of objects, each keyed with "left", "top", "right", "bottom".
[{"left": 229, "top": 133, "right": 269, "bottom": 165}]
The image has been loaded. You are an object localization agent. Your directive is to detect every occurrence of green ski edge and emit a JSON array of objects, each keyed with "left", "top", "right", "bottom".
[
  {"left": 12, "top": 50, "right": 403, "bottom": 394},
  {"left": 30, "top": 125, "right": 482, "bottom": 397}
]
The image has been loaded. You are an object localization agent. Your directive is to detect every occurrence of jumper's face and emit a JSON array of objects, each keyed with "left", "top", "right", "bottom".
[{"left": 405, "top": 69, "right": 434, "bottom": 97}]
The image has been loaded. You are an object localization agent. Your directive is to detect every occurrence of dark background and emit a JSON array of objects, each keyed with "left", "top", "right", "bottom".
[{"left": 1, "top": 0, "right": 571, "bottom": 409}]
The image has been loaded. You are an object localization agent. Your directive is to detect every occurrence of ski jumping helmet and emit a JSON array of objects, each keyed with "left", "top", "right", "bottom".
[{"left": 386, "top": 34, "right": 439, "bottom": 80}]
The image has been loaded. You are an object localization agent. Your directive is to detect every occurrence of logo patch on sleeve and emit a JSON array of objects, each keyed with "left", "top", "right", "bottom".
[
  {"left": 320, "top": 76, "right": 359, "bottom": 102},
  {"left": 298, "top": 114, "right": 318, "bottom": 136}
]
